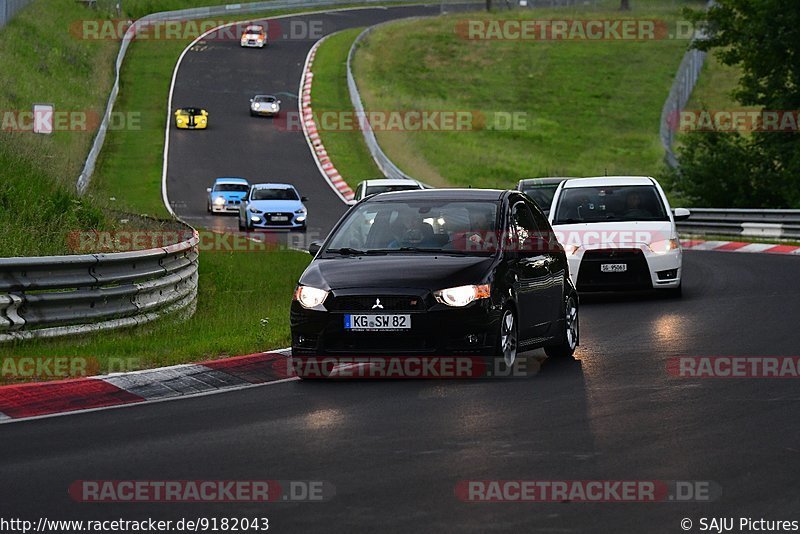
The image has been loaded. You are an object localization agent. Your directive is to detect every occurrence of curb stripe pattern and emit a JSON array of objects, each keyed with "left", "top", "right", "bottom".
[
  {"left": 0, "top": 351, "right": 291, "bottom": 423},
  {"left": 301, "top": 40, "right": 355, "bottom": 201},
  {"left": 681, "top": 239, "right": 800, "bottom": 255}
]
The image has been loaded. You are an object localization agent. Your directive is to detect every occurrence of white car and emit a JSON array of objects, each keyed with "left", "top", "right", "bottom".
[
  {"left": 349, "top": 178, "right": 424, "bottom": 205},
  {"left": 548, "top": 176, "right": 690, "bottom": 296},
  {"left": 240, "top": 25, "right": 266, "bottom": 48},
  {"left": 250, "top": 94, "right": 280, "bottom": 117}
]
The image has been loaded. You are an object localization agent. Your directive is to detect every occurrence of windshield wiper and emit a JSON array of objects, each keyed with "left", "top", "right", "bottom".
[{"left": 327, "top": 247, "right": 366, "bottom": 255}]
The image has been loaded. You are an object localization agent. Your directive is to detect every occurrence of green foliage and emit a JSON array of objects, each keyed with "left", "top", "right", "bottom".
[{"left": 675, "top": 0, "right": 800, "bottom": 207}]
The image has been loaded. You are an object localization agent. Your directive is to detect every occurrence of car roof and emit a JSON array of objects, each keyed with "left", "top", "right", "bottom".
[
  {"left": 176, "top": 107, "right": 203, "bottom": 113},
  {"left": 251, "top": 183, "right": 296, "bottom": 189},
  {"left": 214, "top": 177, "right": 249, "bottom": 184},
  {"left": 562, "top": 176, "right": 655, "bottom": 188},
  {"left": 518, "top": 177, "right": 575, "bottom": 186},
  {"left": 245, "top": 25, "right": 264, "bottom": 30},
  {"left": 253, "top": 94, "right": 276, "bottom": 99},
  {"left": 369, "top": 188, "right": 506, "bottom": 202},
  {"left": 362, "top": 179, "right": 421, "bottom": 187}
]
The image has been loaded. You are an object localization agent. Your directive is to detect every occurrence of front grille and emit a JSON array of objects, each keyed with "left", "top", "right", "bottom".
[
  {"left": 328, "top": 295, "right": 425, "bottom": 312},
  {"left": 577, "top": 248, "right": 651, "bottom": 290}
]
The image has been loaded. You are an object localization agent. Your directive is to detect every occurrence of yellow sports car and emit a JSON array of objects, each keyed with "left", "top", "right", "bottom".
[{"left": 174, "top": 107, "right": 208, "bottom": 129}]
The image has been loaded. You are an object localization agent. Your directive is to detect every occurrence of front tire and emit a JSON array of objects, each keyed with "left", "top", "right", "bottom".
[
  {"left": 495, "top": 307, "right": 518, "bottom": 368},
  {"left": 545, "top": 295, "right": 578, "bottom": 359}
]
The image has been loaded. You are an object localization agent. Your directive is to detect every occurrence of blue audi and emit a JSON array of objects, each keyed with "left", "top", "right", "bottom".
[
  {"left": 239, "top": 183, "right": 308, "bottom": 231},
  {"left": 207, "top": 177, "right": 250, "bottom": 214}
]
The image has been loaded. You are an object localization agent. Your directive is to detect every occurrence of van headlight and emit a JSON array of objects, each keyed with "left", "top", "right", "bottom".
[
  {"left": 648, "top": 238, "right": 680, "bottom": 255},
  {"left": 434, "top": 284, "right": 491, "bottom": 307},
  {"left": 294, "top": 286, "right": 328, "bottom": 309}
]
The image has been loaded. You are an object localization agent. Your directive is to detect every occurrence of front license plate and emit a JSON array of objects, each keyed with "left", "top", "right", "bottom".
[
  {"left": 344, "top": 314, "right": 411, "bottom": 331},
  {"left": 601, "top": 263, "right": 627, "bottom": 273},
  {"left": 270, "top": 215, "right": 289, "bottom": 222}
]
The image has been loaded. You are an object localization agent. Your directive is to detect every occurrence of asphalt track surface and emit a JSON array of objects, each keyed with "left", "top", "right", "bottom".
[
  {"left": 166, "top": 4, "right": 476, "bottom": 239},
  {"left": 2, "top": 5, "right": 799, "bottom": 534}
]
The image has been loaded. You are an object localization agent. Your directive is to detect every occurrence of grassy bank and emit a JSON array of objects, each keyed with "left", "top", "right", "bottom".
[
  {"left": 310, "top": 28, "right": 382, "bottom": 188},
  {"left": 350, "top": 0, "right": 704, "bottom": 188},
  {"left": 0, "top": 1, "right": 119, "bottom": 256}
]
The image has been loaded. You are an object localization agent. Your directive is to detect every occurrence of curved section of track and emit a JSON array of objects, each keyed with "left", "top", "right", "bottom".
[{"left": 165, "top": 4, "right": 467, "bottom": 238}]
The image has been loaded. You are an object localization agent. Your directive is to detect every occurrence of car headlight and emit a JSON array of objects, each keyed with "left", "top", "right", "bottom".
[
  {"left": 213, "top": 196, "right": 225, "bottom": 205},
  {"left": 294, "top": 208, "right": 306, "bottom": 214},
  {"left": 294, "top": 286, "right": 328, "bottom": 309},
  {"left": 271, "top": 103, "right": 278, "bottom": 109},
  {"left": 434, "top": 284, "right": 491, "bottom": 307},
  {"left": 648, "top": 238, "right": 681, "bottom": 255},
  {"left": 253, "top": 103, "right": 260, "bottom": 109},
  {"left": 249, "top": 207, "right": 263, "bottom": 214}
]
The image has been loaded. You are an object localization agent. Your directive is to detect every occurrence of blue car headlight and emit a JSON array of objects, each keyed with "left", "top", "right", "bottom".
[{"left": 249, "top": 207, "right": 263, "bottom": 214}]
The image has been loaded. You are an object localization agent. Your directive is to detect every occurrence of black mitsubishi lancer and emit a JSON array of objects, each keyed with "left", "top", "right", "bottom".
[{"left": 290, "top": 189, "right": 578, "bottom": 375}]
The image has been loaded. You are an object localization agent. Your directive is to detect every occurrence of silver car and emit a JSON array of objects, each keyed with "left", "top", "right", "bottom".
[{"left": 250, "top": 95, "right": 281, "bottom": 117}]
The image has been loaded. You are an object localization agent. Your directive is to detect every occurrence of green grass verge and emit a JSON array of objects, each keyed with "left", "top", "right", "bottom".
[
  {"left": 311, "top": 28, "right": 383, "bottom": 188},
  {"left": 0, "top": 0, "right": 120, "bottom": 256},
  {"left": 686, "top": 52, "right": 743, "bottom": 111},
  {"left": 349, "top": 0, "right": 704, "bottom": 189}
]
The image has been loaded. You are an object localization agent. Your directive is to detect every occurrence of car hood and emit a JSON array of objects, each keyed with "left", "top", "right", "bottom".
[
  {"left": 247, "top": 199, "right": 304, "bottom": 212},
  {"left": 300, "top": 254, "right": 496, "bottom": 291},
  {"left": 551, "top": 220, "right": 675, "bottom": 248},
  {"left": 212, "top": 191, "right": 247, "bottom": 201}
]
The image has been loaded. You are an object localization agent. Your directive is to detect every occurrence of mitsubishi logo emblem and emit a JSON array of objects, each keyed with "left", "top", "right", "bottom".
[{"left": 372, "top": 298, "right": 384, "bottom": 309}]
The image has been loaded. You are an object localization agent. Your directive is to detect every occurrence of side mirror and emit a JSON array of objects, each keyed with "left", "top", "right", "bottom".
[
  {"left": 277, "top": 100, "right": 282, "bottom": 105},
  {"left": 249, "top": 99, "right": 253, "bottom": 103},
  {"left": 308, "top": 241, "right": 322, "bottom": 256},
  {"left": 206, "top": 187, "right": 212, "bottom": 193},
  {"left": 673, "top": 207, "right": 691, "bottom": 221},
  {"left": 301, "top": 196, "right": 309, "bottom": 202}
]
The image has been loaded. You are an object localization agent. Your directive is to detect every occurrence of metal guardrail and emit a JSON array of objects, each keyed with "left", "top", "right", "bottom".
[
  {"left": 659, "top": 0, "right": 714, "bottom": 168},
  {"left": 76, "top": 0, "right": 474, "bottom": 193},
  {"left": 0, "top": 229, "right": 199, "bottom": 342},
  {"left": 347, "top": 23, "right": 419, "bottom": 181},
  {"left": 0, "top": 0, "right": 31, "bottom": 30},
  {"left": 677, "top": 209, "right": 800, "bottom": 241}
]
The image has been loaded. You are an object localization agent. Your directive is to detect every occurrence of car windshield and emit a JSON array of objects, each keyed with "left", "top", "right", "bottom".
[
  {"left": 325, "top": 200, "right": 499, "bottom": 255},
  {"left": 250, "top": 188, "right": 298, "bottom": 201},
  {"left": 254, "top": 96, "right": 275, "bottom": 103},
  {"left": 245, "top": 27, "right": 263, "bottom": 34},
  {"left": 178, "top": 108, "right": 200, "bottom": 115},
  {"left": 214, "top": 184, "right": 248, "bottom": 193},
  {"left": 365, "top": 184, "right": 422, "bottom": 196},
  {"left": 552, "top": 185, "right": 668, "bottom": 224},
  {"left": 520, "top": 185, "right": 558, "bottom": 214}
]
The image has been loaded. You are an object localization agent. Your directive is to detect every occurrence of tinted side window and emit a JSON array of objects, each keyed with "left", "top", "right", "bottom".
[
  {"left": 527, "top": 199, "right": 558, "bottom": 247},
  {"left": 511, "top": 202, "right": 543, "bottom": 253}
]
